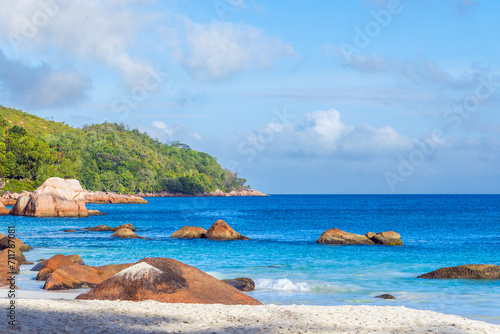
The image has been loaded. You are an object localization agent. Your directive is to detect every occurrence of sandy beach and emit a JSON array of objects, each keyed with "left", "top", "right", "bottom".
[{"left": 0, "top": 298, "right": 498, "bottom": 334}]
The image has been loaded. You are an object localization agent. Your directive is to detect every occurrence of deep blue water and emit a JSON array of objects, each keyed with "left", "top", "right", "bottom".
[{"left": 1, "top": 195, "right": 499, "bottom": 324}]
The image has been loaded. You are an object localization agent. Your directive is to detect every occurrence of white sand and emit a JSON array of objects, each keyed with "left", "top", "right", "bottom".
[{"left": 0, "top": 299, "right": 498, "bottom": 334}]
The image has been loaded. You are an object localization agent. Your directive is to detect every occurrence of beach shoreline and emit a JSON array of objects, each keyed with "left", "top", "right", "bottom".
[{"left": 0, "top": 298, "right": 498, "bottom": 333}]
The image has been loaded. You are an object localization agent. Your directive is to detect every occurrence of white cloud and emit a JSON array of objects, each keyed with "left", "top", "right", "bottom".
[
  {"left": 177, "top": 20, "right": 295, "bottom": 80},
  {"left": 152, "top": 121, "right": 177, "bottom": 136}
]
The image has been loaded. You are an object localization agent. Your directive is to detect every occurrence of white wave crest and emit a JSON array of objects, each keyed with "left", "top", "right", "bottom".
[{"left": 255, "top": 278, "right": 359, "bottom": 294}]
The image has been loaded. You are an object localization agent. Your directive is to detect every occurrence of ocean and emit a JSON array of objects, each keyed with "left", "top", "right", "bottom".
[{"left": 2, "top": 195, "right": 499, "bottom": 324}]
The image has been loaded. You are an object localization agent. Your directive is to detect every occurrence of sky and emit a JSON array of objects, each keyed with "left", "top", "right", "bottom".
[{"left": 0, "top": 0, "right": 499, "bottom": 194}]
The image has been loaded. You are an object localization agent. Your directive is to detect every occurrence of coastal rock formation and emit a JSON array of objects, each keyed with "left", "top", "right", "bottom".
[
  {"left": 76, "top": 258, "right": 262, "bottom": 305},
  {"left": 205, "top": 220, "right": 249, "bottom": 241},
  {"left": 84, "top": 191, "right": 148, "bottom": 204},
  {"left": 0, "top": 202, "right": 8, "bottom": 215},
  {"left": 88, "top": 209, "right": 107, "bottom": 216},
  {"left": 222, "top": 277, "right": 255, "bottom": 292},
  {"left": 110, "top": 228, "right": 144, "bottom": 239},
  {"left": 8, "top": 192, "right": 31, "bottom": 215},
  {"left": 170, "top": 226, "right": 207, "bottom": 239},
  {"left": 417, "top": 264, "right": 500, "bottom": 279},
  {"left": 316, "top": 229, "right": 403, "bottom": 246},
  {"left": 111, "top": 223, "right": 135, "bottom": 231},
  {"left": 41, "top": 261, "right": 134, "bottom": 290},
  {"left": 35, "top": 254, "right": 86, "bottom": 280},
  {"left": 85, "top": 225, "right": 112, "bottom": 231},
  {"left": 0, "top": 191, "right": 23, "bottom": 206},
  {"left": 0, "top": 236, "right": 33, "bottom": 252},
  {"left": 10, "top": 178, "right": 88, "bottom": 217}
]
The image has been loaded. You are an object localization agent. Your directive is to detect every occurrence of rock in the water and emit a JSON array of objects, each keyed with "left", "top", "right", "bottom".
[
  {"left": 64, "top": 229, "right": 76, "bottom": 233},
  {"left": 84, "top": 191, "right": 148, "bottom": 204},
  {"left": 0, "top": 236, "right": 33, "bottom": 252},
  {"left": 111, "top": 223, "right": 135, "bottom": 231},
  {"left": 110, "top": 228, "right": 143, "bottom": 239},
  {"left": 170, "top": 226, "right": 207, "bottom": 239},
  {"left": 88, "top": 209, "right": 107, "bottom": 216},
  {"left": 417, "top": 264, "right": 500, "bottom": 279},
  {"left": 85, "top": 225, "right": 112, "bottom": 231},
  {"left": 10, "top": 178, "right": 88, "bottom": 217},
  {"left": 375, "top": 294, "right": 396, "bottom": 299},
  {"left": 221, "top": 277, "right": 255, "bottom": 292},
  {"left": 205, "top": 220, "right": 249, "bottom": 240},
  {"left": 317, "top": 228, "right": 374, "bottom": 245},
  {"left": 0, "top": 202, "right": 8, "bottom": 215},
  {"left": 76, "top": 258, "right": 261, "bottom": 305},
  {"left": 369, "top": 231, "right": 403, "bottom": 246},
  {"left": 317, "top": 228, "right": 403, "bottom": 246}
]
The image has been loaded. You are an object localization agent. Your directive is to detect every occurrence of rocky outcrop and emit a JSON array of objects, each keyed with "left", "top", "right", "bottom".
[
  {"left": 35, "top": 254, "right": 85, "bottom": 280},
  {"left": 111, "top": 223, "right": 135, "bottom": 231},
  {"left": 8, "top": 192, "right": 31, "bottom": 215},
  {"left": 0, "top": 191, "right": 23, "bottom": 206},
  {"left": 417, "top": 264, "right": 500, "bottom": 279},
  {"left": 88, "top": 209, "right": 106, "bottom": 216},
  {"left": 76, "top": 258, "right": 262, "bottom": 305},
  {"left": 110, "top": 228, "right": 144, "bottom": 239},
  {"left": 222, "top": 278, "right": 255, "bottom": 292},
  {"left": 316, "top": 229, "right": 403, "bottom": 246},
  {"left": 0, "top": 202, "right": 8, "bottom": 215},
  {"left": 84, "top": 191, "right": 148, "bottom": 204},
  {"left": 10, "top": 178, "right": 88, "bottom": 217},
  {"left": 85, "top": 225, "right": 112, "bottom": 231},
  {"left": 170, "top": 226, "right": 207, "bottom": 239},
  {"left": 205, "top": 220, "right": 249, "bottom": 240},
  {"left": 139, "top": 188, "right": 268, "bottom": 197}
]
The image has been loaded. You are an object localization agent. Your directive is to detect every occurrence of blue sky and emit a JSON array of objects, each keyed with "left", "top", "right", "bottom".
[{"left": 0, "top": 0, "right": 499, "bottom": 194}]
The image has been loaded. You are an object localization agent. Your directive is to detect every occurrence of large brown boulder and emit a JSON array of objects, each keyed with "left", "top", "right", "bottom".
[
  {"left": 110, "top": 228, "right": 144, "bottom": 239},
  {"left": 0, "top": 202, "right": 8, "bottom": 215},
  {"left": 42, "top": 262, "right": 134, "bottom": 290},
  {"left": 111, "top": 223, "right": 135, "bottom": 231},
  {"left": 76, "top": 258, "right": 262, "bottom": 305},
  {"left": 36, "top": 254, "right": 75, "bottom": 280},
  {"left": 0, "top": 236, "right": 33, "bottom": 252},
  {"left": 317, "top": 229, "right": 403, "bottom": 246},
  {"left": 317, "top": 228, "right": 374, "bottom": 245},
  {"left": 417, "top": 264, "right": 500, "bottom": 279},
  {"left": 0, "top": 249, "right": 19, "bottom": 288},
  {"left": 205, "top": 220, "right": 249, "bottom": 240},
  {"left": 87, "top": 209, "right": 107, "bottom": 216},
  {"left": 10, "top": 178, "right": 88, "bottom": 217},
  {"left": 170, "top": 226, "right": 207, "bottom": 239},
  {"left": 32, "top": 254, "right": 86, "bottom": 272}
]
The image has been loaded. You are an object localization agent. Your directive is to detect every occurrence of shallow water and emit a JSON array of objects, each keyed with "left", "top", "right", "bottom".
[{"left": 2, "top": 195, "right": 499, "bottom": 324}]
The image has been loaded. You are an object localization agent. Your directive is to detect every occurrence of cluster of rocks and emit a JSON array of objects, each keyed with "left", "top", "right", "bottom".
[
  {"left": 316, "top": 228, "right": 403, "bottom": 246},
  {"left": 65, "top": 223, "right": 145, "bottom": 239},
  {"left": 31, "top": 254, "right": 260, "bottom": 305},
  {"left": 0, "top": 234, "right": 33, "bottom": 288},
  {"left": 171, "top": 220, "right": 249, "bottom": 241},
  {"left": 138, "top": 188, "right": 268, "bottom": 197},
  {"left": 83, "top": 191, "right": 149, "bottom": 204}
]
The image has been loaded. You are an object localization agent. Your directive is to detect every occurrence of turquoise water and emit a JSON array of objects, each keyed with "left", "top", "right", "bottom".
[{"left": 2, "top": 195, "right": 500, "bottom": 324}]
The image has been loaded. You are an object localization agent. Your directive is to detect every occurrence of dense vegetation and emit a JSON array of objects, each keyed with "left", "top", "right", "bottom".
[{"left": 0, "top": 106, "right": 247, "bottom": 194}]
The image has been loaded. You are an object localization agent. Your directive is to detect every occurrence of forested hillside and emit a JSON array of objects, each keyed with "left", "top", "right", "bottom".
[{"left": 0, "top": 106, "right": 247, "bottom": 194}]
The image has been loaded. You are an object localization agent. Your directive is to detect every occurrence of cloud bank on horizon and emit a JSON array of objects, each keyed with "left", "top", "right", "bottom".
[{"left": 0, "top": 0, "right": 498, "bottom": 194}]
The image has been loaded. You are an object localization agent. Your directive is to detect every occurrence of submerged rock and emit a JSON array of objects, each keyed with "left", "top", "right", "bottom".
[
  {"left": 205, "top": 220, "right": 249, "bottom": 241},
  {"left": 417, "top": 264, "right": 500, "bottom": 279},
  {"left": 111, "top": 223, "right": 135, "bottom": 231},
  {"left": 316, "top": 228, "right": 403, "bottom": 246},
  {"left": 375, "top": 294, "right": 396, "bottom": 299},
  {"left": 170, "top": 226, "right": 207, "bottom": 239},
  {"left": 221, "top": 277, "right": 255, "bottom": 292},
  {"left": 110, "top": 228, "right": 144, "bottom": 239},
  {"left": 76, "top": 258, "right": 262, "bottom": 305},
  {"left": 87, "top": 209, "right": 107, "bottom": 216},
  {"left": 85, "top": 225, "right": 112, "bottom": 231},
  {"left": 64, "top": 229, "right": 76, "bottom": 233}
]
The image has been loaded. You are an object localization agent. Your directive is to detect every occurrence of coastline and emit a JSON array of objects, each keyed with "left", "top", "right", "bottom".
[{"left": 1, "top": 298, "right": 498, "bottom": 333}]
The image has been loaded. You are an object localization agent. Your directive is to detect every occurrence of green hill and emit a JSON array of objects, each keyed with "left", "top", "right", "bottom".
[{"left": 0, "top": 105, "right": 247, "bottom": 194}]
